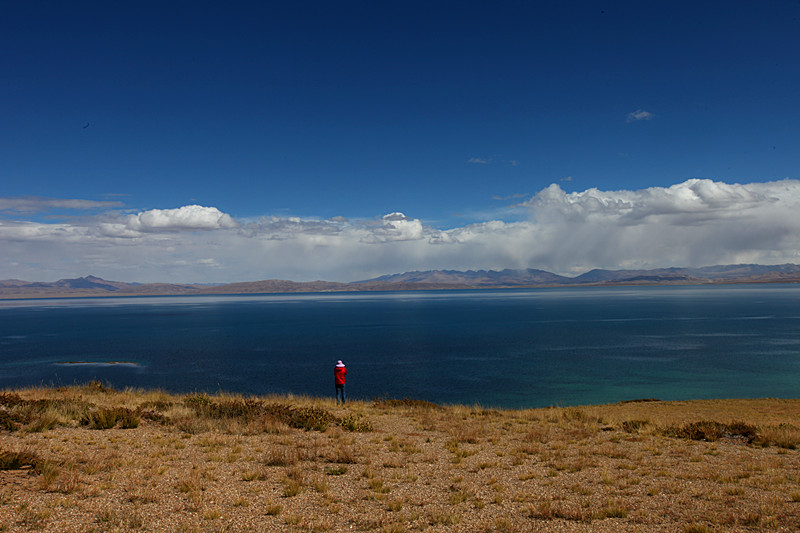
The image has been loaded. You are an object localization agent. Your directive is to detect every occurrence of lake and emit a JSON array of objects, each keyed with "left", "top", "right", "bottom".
[{"left": 1, "top": 284, "right": 799, "bottom": 408}]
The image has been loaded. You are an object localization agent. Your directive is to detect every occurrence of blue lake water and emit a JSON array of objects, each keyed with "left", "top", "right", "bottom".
[{"left": 1, "top": 285, "right": 799, "bottom": 408}]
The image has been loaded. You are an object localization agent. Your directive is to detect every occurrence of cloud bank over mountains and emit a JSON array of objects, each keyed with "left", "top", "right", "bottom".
[{"left": 2, "top": 179, "right": 799, "bottom": 283}]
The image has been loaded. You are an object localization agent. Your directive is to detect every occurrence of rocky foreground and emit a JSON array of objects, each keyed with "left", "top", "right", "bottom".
[{"left": 1, "top": 384, "right": 799, "bottom": 532}]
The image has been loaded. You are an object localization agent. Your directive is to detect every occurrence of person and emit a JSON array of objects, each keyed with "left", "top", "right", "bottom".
[{"left": 334, "top": 360, "right": 347, "bottom": 405}]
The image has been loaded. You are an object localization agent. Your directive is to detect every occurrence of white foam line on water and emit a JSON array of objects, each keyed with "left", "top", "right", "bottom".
[{"left": 53, "top": 361, "right": 139, "bottom": 367}]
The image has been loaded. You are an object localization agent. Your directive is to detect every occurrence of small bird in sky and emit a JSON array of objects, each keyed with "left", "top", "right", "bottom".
[{"left": 82, "top": 122, "right": 90, "bottom": 129}]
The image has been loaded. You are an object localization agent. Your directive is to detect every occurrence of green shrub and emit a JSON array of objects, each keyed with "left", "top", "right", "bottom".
[
  {"left": 288, "top": 406, "right": 336, "bottom": 431},
  {"left": 339, "top": 413, "right": 373, "bottom": 432},
  {"left": 183, "top": 394, "right": 213, "bottom": 409}
]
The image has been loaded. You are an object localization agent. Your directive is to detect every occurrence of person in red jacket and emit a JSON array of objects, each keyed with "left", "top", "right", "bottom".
[{"left": 334, "top": 360, "right": 347, "bottom": 405}]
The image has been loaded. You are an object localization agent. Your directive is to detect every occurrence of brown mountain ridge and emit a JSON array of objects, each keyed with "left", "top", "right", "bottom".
[{"left": 2, "top": 264, "right": 800, "bottom": 299}]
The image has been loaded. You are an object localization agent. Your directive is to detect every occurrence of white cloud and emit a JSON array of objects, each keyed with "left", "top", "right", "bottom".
[
  {"left": 519, "top": 178, "right": 800, "bottom": 273},
  {"left": 468, "top": 157, "right": 519, "bottom": 166},
  {"left": 362, "top": 212, "right": 424, "bottom": 243},
  {"left": 492, "top": 193, "right": 527, "bottom": 201},
  {"left": 123, "top": 205, "right": 238, "bottom": 233},
  {"left": 626, "top": 109, "right": 654, "bottom": 122},
  {"left": 2, "top": 179, "right": 800, "bottom": 283}
]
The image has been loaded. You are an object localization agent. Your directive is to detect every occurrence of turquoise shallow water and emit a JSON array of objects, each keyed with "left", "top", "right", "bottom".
[{"left": 1, "top": 284, "right": 799, "bottom": 408}]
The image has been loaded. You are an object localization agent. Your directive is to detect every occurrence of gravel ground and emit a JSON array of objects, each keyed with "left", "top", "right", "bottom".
[{"left": 1, "top": 393, "right": 799, "bottom": 532}]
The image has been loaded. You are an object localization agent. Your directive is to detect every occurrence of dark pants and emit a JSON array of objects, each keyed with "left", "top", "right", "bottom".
[{"left": 335, "top": 384, "right": 345, "bottom": 404}]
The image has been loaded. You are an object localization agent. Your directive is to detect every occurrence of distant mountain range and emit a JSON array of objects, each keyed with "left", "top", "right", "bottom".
[
  {"left": 366, "top": 264, "right": 800, "bottom": 286},
  {"left": 2, "top": 264, "right": 800, "bottom": 299}
]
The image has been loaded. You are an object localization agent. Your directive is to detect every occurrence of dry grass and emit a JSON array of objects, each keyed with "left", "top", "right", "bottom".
[{"left": 1, "top": 385, "right": 799, "bottom": 532}]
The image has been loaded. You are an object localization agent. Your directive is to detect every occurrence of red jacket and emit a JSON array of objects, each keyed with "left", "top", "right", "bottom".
[{"left": 334, "top": 365, "right": 347, "bottom": 385}]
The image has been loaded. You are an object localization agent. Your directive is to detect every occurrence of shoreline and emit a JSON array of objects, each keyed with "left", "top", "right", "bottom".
[{"left": 2, "top": 278, "right": 800, "bottom": 301}]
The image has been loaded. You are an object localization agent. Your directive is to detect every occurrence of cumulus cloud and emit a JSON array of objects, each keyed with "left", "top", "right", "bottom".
[
  {"left": 626, "top": 109, "right": 654, "bottom": 122},
  {"left": 2, "top": 179, "right": 800, "bottom": 283},
  {"left": 123, "top": 205, "right": 238, "bottom": 232},
  {"left": 362, "top": 212, "right": 424, "bottom": 243},
  {"left": 467, "top": 157, "right": 489, "bottom": 164},
  {"left": 520, "top": 178, "right": 800, "bottom": 273},
  {"left": 525, "top": 179, "right": 771, "bottom": 224}
]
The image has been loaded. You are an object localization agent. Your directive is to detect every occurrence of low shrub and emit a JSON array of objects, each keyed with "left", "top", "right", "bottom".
[
  {"left": 339, "top": 413, "right": 373, "bottom": 432},
  {"left": 0, "top": 448, "right": 40, "bottom": 470},
  {"left": 327, "top": 445, "right": 356, "bottom": 464},
  {"left": 2, "top": 398, "right": 92, "bottom": 432},
  {"left": 621, "top": 419, "right": 649, "bottom": 433},
  {"left": 82, "top": 407, "right": 140, "bottom": 430},
  {"left": 117, "top": 408, "right": 140, "bottom": 429},
  {"left": 185, "top": 396, "right": 266, "bottom": 420},
  {"left": 0, "top": 392, "right": 24, "bottom": 407},
  {"left": 325, "top": 465, "right": 348, "bottom": 475},
  {"left": 182, "top": 393, "right": 213, "bottom": 409},
  {"left": 139, "top": 400, "right": 173, "bottom": 411},
  {"left": 288, "top": 406, "right": 336, "bottom": 431},
  {"left": 83, "top": 379, "right": 113, "bottom": 393},
  {"left": 0, "top": 409, "right": 25, "bottom": 431},
  {"left": 140, "top": 409, "right": 167, "bottom": 423},
  {"left": 263, "top": 446, "right": 300, "bottom": 467},
  {"left": 374, "top": 398, "right": 443, "bottom": 410},
  {"left": 25, "top": 411, "right": 62, "bottom": 433},
  {"left": 757, "top": 423, "right": 800, "bottom": 449},
  {"left": 179, "top": 397, "right": 336, "bottom": 432},
  {"left": 662, "top": 421, "right": 757, "bottom": 443},
  {"left": 210, "top": 398, "right": 265, "bottom": 419}
]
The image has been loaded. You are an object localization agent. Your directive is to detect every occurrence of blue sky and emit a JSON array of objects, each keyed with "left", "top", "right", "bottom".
[{"left": 2, "top": 1, "right": 800, "bottom": 283}]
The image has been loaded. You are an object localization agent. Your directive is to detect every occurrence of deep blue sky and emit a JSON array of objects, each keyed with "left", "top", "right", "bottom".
[{"left": 2, "top": 1, "right": 800, "bottom": 282}]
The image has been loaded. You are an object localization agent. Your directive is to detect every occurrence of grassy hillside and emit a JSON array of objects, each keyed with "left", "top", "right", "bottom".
[{"left": 1, "top": 383, "right": 799, "bottom": 532}]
